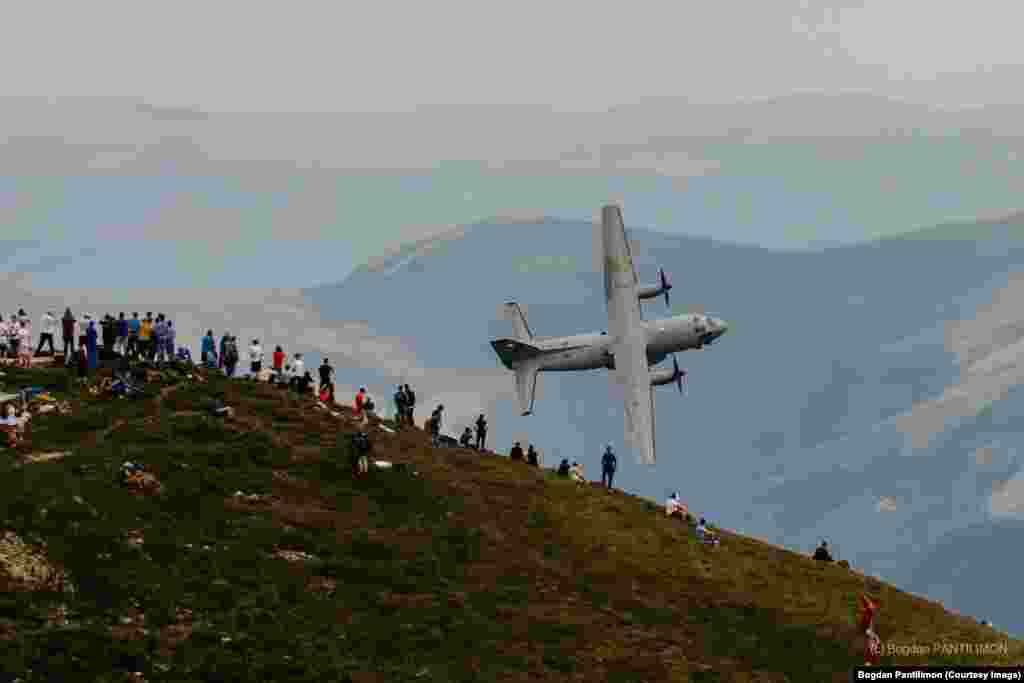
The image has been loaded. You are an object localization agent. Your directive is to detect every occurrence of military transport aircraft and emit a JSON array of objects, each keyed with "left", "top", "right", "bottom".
[{"left": 490, "top": 204, "right": 729, "bottom": 465}]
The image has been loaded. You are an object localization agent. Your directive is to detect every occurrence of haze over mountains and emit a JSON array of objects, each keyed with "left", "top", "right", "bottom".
[
  {"left": 307, "top": 211, "right": 1024, "bottom": 636},
  {"left": 5, "top": 92, "right": 1024, "bottom": 635}
]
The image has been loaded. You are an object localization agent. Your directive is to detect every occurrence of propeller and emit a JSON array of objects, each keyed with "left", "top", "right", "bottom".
[
  {"left": 672, "top": 355, "right": 687, "bottom": 395},
  {"left": 659, "top": 267, "right": 672, "bottom": 308}
]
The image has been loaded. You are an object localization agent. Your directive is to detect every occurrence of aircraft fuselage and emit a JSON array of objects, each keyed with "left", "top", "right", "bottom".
[{"left": 492, "top": 313, "right": 727, "bottom": 373}]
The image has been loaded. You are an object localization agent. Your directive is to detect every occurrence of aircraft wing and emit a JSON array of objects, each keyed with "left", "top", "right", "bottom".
[{"left": 601, "top": 205, "right": 656, "bottom": 464}]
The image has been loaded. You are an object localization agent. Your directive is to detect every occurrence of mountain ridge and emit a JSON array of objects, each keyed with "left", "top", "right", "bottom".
[{"left": 1, "top": 361, "right": 1020, "bottom": 680}]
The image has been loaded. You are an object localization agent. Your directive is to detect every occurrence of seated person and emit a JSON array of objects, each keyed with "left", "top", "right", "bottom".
[
  {"left": 526, "top": 446, "right": 539, "bottom": 466},
  {"left": 813, "top": 541, "right": 833, "bottom": 562},
  {"left": 556, "top": 458, "right": 571, "bottom": 477},
  {"left": 459, "top": 427, "right": 474, "bottom": 448},
  {"left": 665, "top": 492, "right": 689, "bottom": 519},
  {"left": 695, "top": 517, "right": 719, "bottom": 545},
  {"left": 570, "top": 461, "right": 585, "bottom": 482},
  {"left": 509, "top": 442, "right": 524, "bottom": 461}
]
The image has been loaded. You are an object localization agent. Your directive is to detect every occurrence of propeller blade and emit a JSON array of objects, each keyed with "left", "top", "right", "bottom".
[
  {"left": 659, "top": 268, "right": 671, "bottom": 308},
  {"left": 673, "top": 355, "right": 686, "bottom": 394}
]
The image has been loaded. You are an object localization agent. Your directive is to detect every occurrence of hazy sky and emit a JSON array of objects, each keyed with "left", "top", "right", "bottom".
[{"left": 5, "top": 1, "right": 1024, "bottom": 112}]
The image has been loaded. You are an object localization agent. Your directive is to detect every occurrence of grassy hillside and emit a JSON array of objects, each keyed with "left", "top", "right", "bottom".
[{"left": 1, "top": 362, "right": 1021, "bottom": 682}]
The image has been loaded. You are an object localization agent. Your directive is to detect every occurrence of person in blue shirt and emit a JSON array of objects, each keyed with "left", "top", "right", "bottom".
[
  {"left": 127, "top": 312, "right": 141, "bottom": 359},
  {"left": 201, "top": 330, "right": 217, "bottom": 368}
]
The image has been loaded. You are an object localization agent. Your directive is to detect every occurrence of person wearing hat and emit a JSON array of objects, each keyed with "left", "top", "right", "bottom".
[{"left": 35, "top": 310, "right": 57, "bottom": 357}]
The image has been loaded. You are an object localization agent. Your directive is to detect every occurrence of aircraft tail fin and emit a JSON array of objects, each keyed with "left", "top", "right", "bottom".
[
  {"left": 514, "top": 361, "right": 540, "bottom": 416},
  {"left": 503, "top": 302, "right": 534, "bottom": 342}
]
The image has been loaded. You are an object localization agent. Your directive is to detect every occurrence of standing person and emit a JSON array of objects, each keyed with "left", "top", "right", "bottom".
[
  {"left": 317, "top": 358, "right": 334, "bottom": 399},
  {"left": 139, "top": 313, "right": 154, "bottom": 361},
  {"left": 432, "top": 405, "right": 443, "bottom": 442},
  {"left": 152, "top": 315, "right": 167, "bottom": 363},
  {"left": 36, "top": 310, "right": 57, "bottom": 356},
  {"left": 7, "top": 314, "right": 21, "bottom": 360},
  {"left": 393, "top": 385, "right": 406, "bottom": 426},
  {"left": 249, "top": 339, "right": 264, "bottom": 376},
  {"left": 165, "top": 321, "right": 176, "bottom": 361},
  {"left": 222, "top": 335, "right": 239, "bottom": 377},
  {"left": 0, "top": 315, "right": 8, "bottom": 360},
  {"left": 61, "top": 309, "right": 76, "bottom": 364},
  {"left": 403, "top": 384, "right": 416, "bottom": 426},
  {"left": 218, "top": 332, "right": 229, "bottom": 369},
  {"left": 272, "top": 345, "right": 285, "bottom": 379},
  {"left": 86, "top": 317, "right": 98, "bottom": 371},
  {"left": 201, "top": 330, "right": 217, "bottom": 367},
  {"left": 291, "top": 353, "right": 305, "bottom": 385},
  {"left": 127, "top": 312, "right": 141, "bottom": 359},
  {"left": 17, "top": 320, "right": 32, "bottom": 368},
  {"left": 101, "top": 315, "right": 116, "bottom": 359},
  {"left": 115, "top": 313, "right": 128, "bottom": 356},
  {"left": 601, "top": 443, "right": 618, "bottom": 490},
  {"left": 474, "top": 414, "right": 488, "bottom": 450},
  {"left": 858, "top": 595, "right": 882, "bottom": 666}
]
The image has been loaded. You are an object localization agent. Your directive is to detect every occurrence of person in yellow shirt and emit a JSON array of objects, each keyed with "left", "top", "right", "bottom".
[{"left": 138, "top": 312, "right": 154, "bottom": 360}]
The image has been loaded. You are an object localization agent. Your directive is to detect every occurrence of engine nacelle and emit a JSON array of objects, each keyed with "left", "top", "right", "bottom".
[
  {"left": 649, "top": 355, "right": 686, "bottom": 393},
  {"left": 637, "top": 267, "right": 672, "bottom": 306},
  {"left": 638, "top": 284, "right": 667, "bottom": 300},
  {"left": 649, "top": 368, "right": 678, "bottom": 386}
]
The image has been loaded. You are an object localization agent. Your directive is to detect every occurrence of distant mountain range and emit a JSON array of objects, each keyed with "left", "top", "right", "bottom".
[{"left": 306, "top": 211, "right": 1024, "bottom": 636}]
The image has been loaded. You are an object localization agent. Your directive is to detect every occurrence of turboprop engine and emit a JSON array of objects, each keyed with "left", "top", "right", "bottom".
[
  {"left": 637, "top": 267, "right": 672, "bottom": 307},
  {"left": 649, "top": 355, "right": 686, "bottom": 393}
]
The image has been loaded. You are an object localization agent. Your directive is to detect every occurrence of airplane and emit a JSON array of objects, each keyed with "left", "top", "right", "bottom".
[{"left": 489, "top": 204, "right": 729, "bottom": 465}]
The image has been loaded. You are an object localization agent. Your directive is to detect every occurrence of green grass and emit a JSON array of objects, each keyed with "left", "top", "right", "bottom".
[{"left": 2, "top": 364, "right": 1022, "bottom": 682}]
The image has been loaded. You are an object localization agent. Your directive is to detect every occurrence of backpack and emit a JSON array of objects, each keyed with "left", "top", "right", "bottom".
[{"left": 223, "top": 339, "right": 239, "bottom": 364}]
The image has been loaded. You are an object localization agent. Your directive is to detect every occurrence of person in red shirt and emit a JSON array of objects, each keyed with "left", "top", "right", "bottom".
[
  {"left": 272, "top": 346, "right": 285, "bottom": 381},
  {"left": 858, "top": 594, "right": 881, "bottom": 666},
  {"left": 354, "top": 387, "right": 366, "bottom": 414}
]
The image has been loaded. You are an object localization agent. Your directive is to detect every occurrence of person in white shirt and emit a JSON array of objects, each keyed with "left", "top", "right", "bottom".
[
  {"left": 288, "top": 353, "right": 305, "bottom": 389},
  {"left": 35, "top": 311, "right": 57, "bottom": 356},
  {"left": 17, "top": 321, "right": 32, "bottom": 368},
  {"left": 249, "top": 339, "right": 264, "bottom": 375}
]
